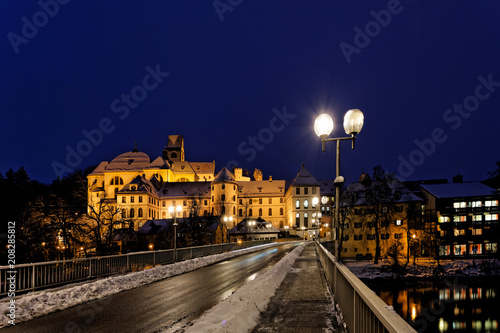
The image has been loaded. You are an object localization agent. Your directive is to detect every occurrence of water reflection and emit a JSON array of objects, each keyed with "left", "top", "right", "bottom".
[{"left": 370, "top": 280, "right": 499, "bottom": 333}]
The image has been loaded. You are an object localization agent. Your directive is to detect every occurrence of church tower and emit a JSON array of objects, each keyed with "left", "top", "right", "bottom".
[{"left": 166, "top": 135, "right": 185, "bottom": 161}]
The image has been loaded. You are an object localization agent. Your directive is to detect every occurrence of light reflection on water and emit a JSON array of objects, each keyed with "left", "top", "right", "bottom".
[{"left": 370, "top": 280, "right": 500, "bottom": 333}]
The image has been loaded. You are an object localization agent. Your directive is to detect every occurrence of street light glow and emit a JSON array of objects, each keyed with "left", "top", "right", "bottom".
[
  {"left": 343, "top": 109, "right": 364, "bottom": 135},
  {"left": 314, "top": 113, "right": 334, "bottom": 137}
]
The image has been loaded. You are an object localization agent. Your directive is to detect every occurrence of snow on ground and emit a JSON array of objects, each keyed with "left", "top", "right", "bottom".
[
  {"left": 345, "top": 258, "right": 500, "bottom": 280},
  {"left": 176, "top": 243, "right": 306, "bottom": 333},
  {"left": 0, "top": 242, "right": 291, "bottom": 328}
]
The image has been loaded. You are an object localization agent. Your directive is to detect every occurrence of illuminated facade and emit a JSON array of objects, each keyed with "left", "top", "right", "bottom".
[{"left": 87, "top": 136, "right": 333, "bottom": 234}]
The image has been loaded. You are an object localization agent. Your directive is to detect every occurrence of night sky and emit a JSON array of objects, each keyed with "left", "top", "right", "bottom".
[{"left": 1, "top": 1, "right": 499, "bottom": 185}]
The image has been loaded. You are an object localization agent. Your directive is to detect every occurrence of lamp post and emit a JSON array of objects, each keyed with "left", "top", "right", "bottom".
[
  {"left": 169, "top": 205, "right": 182, "bottom": 261},
  {"left": 223, "top": 215, "right": 233, "bottom": 243},
  {"left": 314, "top": 109, "right": 364, "bottom": 258}
]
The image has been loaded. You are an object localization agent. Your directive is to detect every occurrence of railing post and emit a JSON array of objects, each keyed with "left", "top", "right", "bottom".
[
  {"left": 127, "top": 254, "right": 130, "bottom": 272},
  {"left": 32, "top": 265, "right": 36, "bottom": 292},
  {"left": 89, "top": 258, "right": 92, "bottom": 278}
]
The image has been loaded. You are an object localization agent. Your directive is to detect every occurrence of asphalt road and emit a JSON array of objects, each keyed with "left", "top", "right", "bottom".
[{"left": 5, "top": 242, "right": 300, "bottom": 333}]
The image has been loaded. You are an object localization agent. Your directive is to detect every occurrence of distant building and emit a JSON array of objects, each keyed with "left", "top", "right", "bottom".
[
  {"left": 420, "top": 182, "right": 499, "bottom": 258},
  {"left": 229, "top": 217, "right": 280, "bottom": 242},
  {"left": 86, "top": 136, "right": 332, "bottom": 238}
]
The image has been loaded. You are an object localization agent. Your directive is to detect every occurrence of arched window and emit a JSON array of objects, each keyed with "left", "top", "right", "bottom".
[
  {"left": 304, "top": 213, "right": 309, "bottom": 227},
  {"left": 249, "top": 209, "right": 253, "bottom": 217},
  {"left": 259, "top": 208, "right": 262, "bottom": 216},
  {"left": 280, "top": 208, "right": 283, "bottom": 215},
  {"left": 204, "top": 210, "right": 208, "bottom": 216},
  {"left": 268, "top": 208, "right": 272, "bottom": 216},
  {"left": 130, "top": 208, "right": 135, "bottom": 218},
  {"left": 183, "top": 211, "right": 187, "bottom": 218},
  {"left": 110, "top": 176, "right": 124, "bottom": 185},
  {"left": 122, "top": 209, "right": 127, "bottom": 218},
  {"left": 138, "top": 208, "right": 143, "bottom": 217},
  {"left": 233, "top": 206, "right": 236, "bottom": 215},
  {"left": 304, "top": 200, "right": 309, "bottom": 209},
  {"left": 295, "top": 213, "right": 300, "bottom": 226},
  {"left": 239, "top": 209, "right": 243, "bottom": 217},
  {"left": 221, "top": 194, "right": 226, "bottom": 201},
  {"left": 222, "top": 184, "right": 225, "bottom": 189},
  {"left": 296, "top": 200, "right": 300, "bottom": 209},
  {"left": 171, "top": 152, "right": 177, "bottom": 158},
  {"left": 162, "top": 211, "right": 166, "bottom": 218}
]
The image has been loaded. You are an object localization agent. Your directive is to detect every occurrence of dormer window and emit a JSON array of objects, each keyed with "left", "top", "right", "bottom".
[
  {"left": 128, "top": 159, "right": 134, "bottom": 165},
  {"left": 131, "top": 186, "right": 136, "bottom": 191}
]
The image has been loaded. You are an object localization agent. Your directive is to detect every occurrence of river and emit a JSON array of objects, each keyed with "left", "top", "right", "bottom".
[{"left": 367, "top": 278, "right": 500, "bottom": 333}]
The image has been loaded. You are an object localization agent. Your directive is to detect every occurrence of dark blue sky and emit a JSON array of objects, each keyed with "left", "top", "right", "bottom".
[{"left": 1, "top": 1, "right": 499, "bottom": 185}]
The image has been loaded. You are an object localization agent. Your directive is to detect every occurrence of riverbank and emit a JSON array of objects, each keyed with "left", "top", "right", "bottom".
[{"left": 344, "top": 258, "right": 500, "bottom": 282}]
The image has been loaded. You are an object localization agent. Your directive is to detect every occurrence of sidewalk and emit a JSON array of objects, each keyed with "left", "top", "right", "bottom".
[{"left": 252, "top": 242, "right": 343, "bottom": 333}]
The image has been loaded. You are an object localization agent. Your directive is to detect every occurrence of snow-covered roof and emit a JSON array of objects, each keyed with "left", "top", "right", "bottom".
[
  {"left": 106, "top": 151, "right": 151, "bottom": 171},
  {"left": 158, "top": 182, "right": 211, "bottom": 198},
  {"left": 167, "top": 135, "right": 183, "bottom": 148},
  {"left": 229, "top": 218, "right": 280, "bottom": 235},
  {"left": 290, "top": 165, "right": 320, "bottom": 186},
  {"left": 212, "top": 167, "right": 237, "bottom": 184},
  {"left": 88, "top": 161, "right": 109, "bottom": 175},
  {"left": 420, "top": 182, "right": 497, "bottom": 199},
  {"left": 170, "top": 161, "right": 194, "bottom": 174},
  {"left": 190, "top": 162, "right": 215, "bottom": 175},
  {"left": 319, "top": 180, "right": 335, "bottom": 196},
  {"left": 346, "top": 176, "right": 422, "bottom": 206},
  {"left": 147, "top": 156, "right": 171, "bottom": 170},
  {"left": 237, "top": 180, "right": 286, "bottom": 197}
]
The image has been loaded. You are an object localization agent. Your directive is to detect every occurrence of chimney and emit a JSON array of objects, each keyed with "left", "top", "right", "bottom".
[{"left": 453, "top": 174, "right": 463, "bottom": 183}]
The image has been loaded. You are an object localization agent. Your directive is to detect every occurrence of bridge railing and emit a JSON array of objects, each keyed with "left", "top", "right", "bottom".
[
  {"left": 0, "top": 240, "right": 272, "bottom": 297},
  {"left": 315, "top": 242, "right": 417, "bottom": 333}
]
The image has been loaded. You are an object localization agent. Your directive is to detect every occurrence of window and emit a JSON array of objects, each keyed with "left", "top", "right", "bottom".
[
  {"left": 162, "top": 201, "right": 166, "bottom": 207},
  {"left": 204, "top": 200, "right": 207, "bottom": 206},
  {"left": 280, "top": 208, "right": 283, "bottom": 215},
  {"left": 381, "top": 234, "right": 389, "bottom": 240},
  {"left": 131, "top": 186, "right": 136, "bottom": 191},
  {"left": 473, "top": 215, "right": 482, "bottom": 221},
  {"left": 472, "top": 229, "right": 482, "bottom": 235},
  {"left": 269, "top": 208, "right": 272, "bottom": 216},
  {"left": 485, "top": 214, "right": 499, "bottom": 221},
  {"left": 304, "top": 188, "right": 308, "bottom": 195},
  {"left": 485, "top": 200, "right": 499, "bottom": 207},
  {"left": 486, "top": 243, "right": 498, "bottom": 253},
  {"left": 280, "top": 198, "right": 283, "bottom": 203},
  {"left": 304, "top": 213, "right": 308, "bottom": 227},
  {"left": 439, "top": 216, "right": 450, "bottom": 223},
  {"left": 183, "top": 200, "right": 187, "bottom": 206},
  {"left": 249, "top": 209, "right": 253, "bottom": 217},
  {"left": 395, "top": 219, "right": 402, "bottom": 226},
  {"left": 354, "top": 209, "right": 362, "bottom": 215},
  {"left": 259, "top": 198, "right": 262, "bottom": 204},
  {"left": 296, "top": 188, "right": 300, "bottom": 195},
  {"left": 295, "top": 213, "right": 300, "bottom": 225},
  {"left": 304, "top": 200, "right": 309, "bottom": 209},
  {"left": 354, "top": 235, "right": 362, "bottom": 241},
  {"left": 453, "top": 216, "right": 467, "bottom": 222},
  {"left": 122, "top": 197, "right": 126, "bottom": 203},
  {"left": 343, "top": 235, "right": 349, "bottom": 241},
  {"left": 131, "top": 196, "right": 135, "bottom": 203},
  {"left": 470, "top": 244, "right": 482, "bottom": 255},
  {"left": 354, "top": 222, "right": 363, "bottom": 229},
  {"left": 138, "top": 208, "right": 143, "bottom": 217},
  {"left": 439, "top": 245, "right": 451, "bottom": 256},
  {"left": 122, "top": 209, "right": 127, "bottom": 218},
  {"left": 130, "top": 208, "right": 135, "bottom": 218},
  {"left": 259, "top": 208, "right": 262, "bottom": 216},
  {"left": 296, "top": 200, "right": 300, "bottom": 209},
  {"left": 239, "top": 199, "right": 243, "bottom": 205},
  {"left": 249, "top": 199, "right": 252, "bottom": 205},
  {"left": 454, "top": 244, "right": 466, "bottom": 256},
  {"left": 395, "top": 206, "right": 403, "bottom": 212},
  {"left": 221, "top": 194, "right": 225, "bottom": 201},
  {"left": 268, "top": 198, "right": 272, "bottom": 204},
  {"left": 239, "top": 209, "right": 243, "bottom": 217},
  {"left": 394, "top": 233, "right": 403, "bottom": 239},
  {"left": 232, "top": 195, "right": 236, "bottom": 202},
  {"left": 110, "top": 176, "right": 123, "bottom": 185},
  {"left": 471, "top": 201, "right": 482, "bottom": 208},
  {"left": 454, "top": 202, "right": 466, "bottom": 209},
  {"left": 222, "top": 184, "right": 225, "bottom": 189},
  {"left": 139, "top": 196, "right": 143, "bottom": 203},
  {"left": 312, "top": 187, "right": 316, "bottom": 194},
  {"left": 367, "top": 234, "right": 376, "bottom": 240}
]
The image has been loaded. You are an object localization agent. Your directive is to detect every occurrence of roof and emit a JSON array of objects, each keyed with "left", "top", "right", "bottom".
[
  {"left": 147, "top": 156, "right": 171, "bottom": 169},
  {"left": 290, "top": 165, "right": 320, "bottom": 186},
  {"left": 167, "top": 135, "right": 183, "bottom": 148},
  {"left": 190, "top": 162, "right": 215, "bottom": 175},
  {"left": 229, "top": 218, "right": 280, "bottom": 235},
  {"left": 212, "top": 167, "right": 237, "bottom": 184},
  {"left": 318, "top": 180, "right": 335, "bottom": 196},
  {"left": 158, "top": 182, "right": 211, "bottom": 198},
  {"left": 238, "top": 180, "right": 286, "bottom": 197},
  {"left": 420, "top": 182, "right": 498, "bottom": 199},
  {"left": 170, "top": 161, "right": 194, "bottom": 174},
  {"left": 89, "top": 161, "right": 109, "bottom": 175},
  {"left": 346, "top": 176, "right": 423, "bottom": 205},
  {"left": 106, "top": 151, "right": 151, "bottom": 171}
]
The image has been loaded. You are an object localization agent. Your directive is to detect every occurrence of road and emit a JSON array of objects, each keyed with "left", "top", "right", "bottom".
[{"left": 4, "top": 242, "right": 300, "bottom": 333}]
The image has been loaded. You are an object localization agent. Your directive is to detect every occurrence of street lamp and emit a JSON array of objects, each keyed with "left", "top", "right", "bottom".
[
  {"left": 223, "top": 215, "right": 233, "bottom": 242},
  {"left": 169, "top": 205, "right": 182, "bottom": 261},
  {"left": 314, "top": 109, "right": 364, "bottom": 258}
]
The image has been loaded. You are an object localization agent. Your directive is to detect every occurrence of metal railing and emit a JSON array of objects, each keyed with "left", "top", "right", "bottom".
[
  {"left": 0, "top": 240, "right": 272, "bottom": 297},
  {"left": 315, "top": 242, "right": 417, "bottom": 333}
]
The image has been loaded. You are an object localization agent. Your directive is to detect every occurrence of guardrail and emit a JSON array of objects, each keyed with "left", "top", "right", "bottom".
[
  {"left": 1, "top": 240, "right": 273, "bottom": 297},
  {"left": 315, "top": 242, "right": 417, "bottom": 333}
]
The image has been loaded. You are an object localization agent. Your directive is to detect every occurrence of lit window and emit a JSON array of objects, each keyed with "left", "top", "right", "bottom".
[
  {"left": 486, "top": 200, "right": 499, "bottom": 207},
  {"left": 296, "top": 200, "right": 300, "bottom": 209},
  {"left": 304, "top": 200, "right": 309, "bottom": 209},
  {"left": 453, "top": 216, "right": 467, "bottom": 222},
  {"left": 139, "top": 196, "right": 143, "bottom": 203},
  {"left": 304, "top": 213, "right": 309, "bottom": 227},
  {"left": 396, "top": 219, "right": 402, "bottom": 226},
  {"left": 472, "top": 229, "right": 482, "bottom": 235},
  {"left": 439, "top": 216, "right": 450, "bottom": 223},
  {"left": 131, "top": 196, "right": 135, "bottom": 203},
  {"left": 471, "top": 201, "right": 482, "bottom": 208},
  {"left": 138, "top": 208, "right": 143, "bottom": 217},
  {"left": 295, "top": 213, "right": 300, "bottom": 225},
  {"left": 453, "top": 202, "right": 466, "bottom": 208},
  {"left": 122, "top": 197, "right": 126, "bottom": 203}
]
